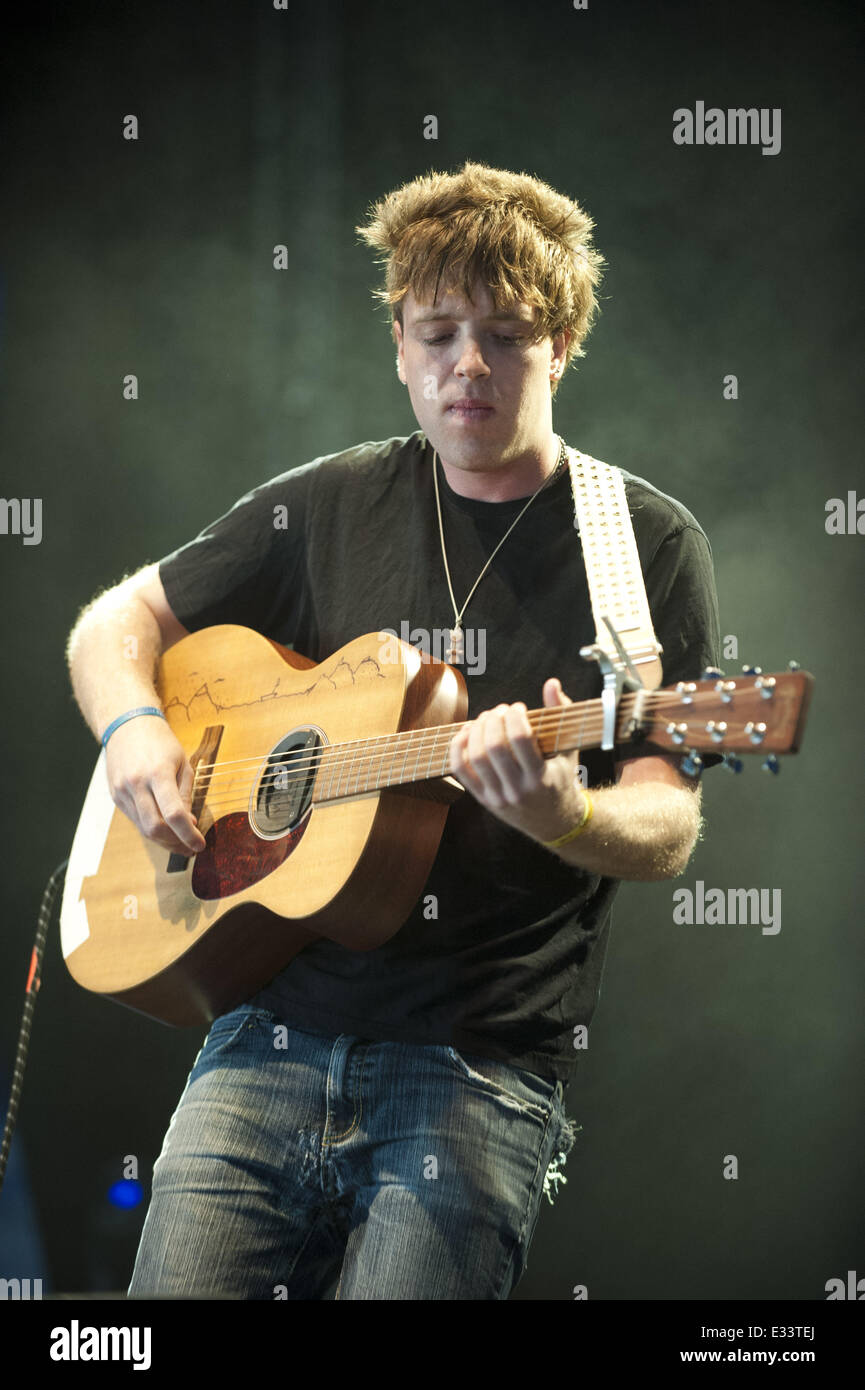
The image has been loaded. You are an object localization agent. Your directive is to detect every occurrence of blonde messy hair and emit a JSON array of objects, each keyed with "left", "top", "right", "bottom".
[{"left": 356, "top": 160, "right": 606, "bottom": 394}]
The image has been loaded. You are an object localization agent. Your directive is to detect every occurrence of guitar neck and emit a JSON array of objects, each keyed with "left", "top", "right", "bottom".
[
  {"left": 311, "top": 669, "right": 813, "bottom": 803},
  {"left": 313, "top": 690, "right": 639, "bottom": 802}
]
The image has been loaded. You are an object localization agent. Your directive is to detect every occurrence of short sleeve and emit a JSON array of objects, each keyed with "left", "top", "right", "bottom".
[
  {"left": 157, "top": 468, "right": 306, "bottom": 639},
  {"left": 647, "top": 524, "right": 721, "bottom": 687},
  {"left": 615, "top": 522, "right": 724, "bottom": 770}
]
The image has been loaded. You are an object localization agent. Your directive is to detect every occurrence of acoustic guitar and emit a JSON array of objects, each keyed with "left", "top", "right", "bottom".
[{"left": 60, "top": 625, "right": 813, "bottom": 1026}]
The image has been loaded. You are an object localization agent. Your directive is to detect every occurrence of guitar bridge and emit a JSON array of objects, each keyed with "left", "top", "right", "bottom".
[{"left": 166, "top": 723, "right": 223, "bottom": 872}]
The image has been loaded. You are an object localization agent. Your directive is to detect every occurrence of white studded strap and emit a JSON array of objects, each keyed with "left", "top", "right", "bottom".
[{"left": 566, "top": 446, "right": 664, "bottom": 691}]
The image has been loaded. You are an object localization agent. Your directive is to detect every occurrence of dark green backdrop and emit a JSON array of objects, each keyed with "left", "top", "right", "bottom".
[{"left": 1, "top": 0, "right": 862, "bottom": 1300}]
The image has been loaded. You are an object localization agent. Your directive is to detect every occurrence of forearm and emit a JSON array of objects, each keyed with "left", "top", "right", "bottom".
[
  {"left": 543, "top": 781, "right": 702, "bottom": 882},
  {"left": 66, "top": 587, "right": 165, "bottom": 743}
]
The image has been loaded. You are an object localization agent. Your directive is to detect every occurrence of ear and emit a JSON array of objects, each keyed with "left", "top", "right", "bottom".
[
  {"left": 551, "top": 327, "right": 571, "bottom": 373},
  {"left": 393, "top": 318, "right": 407, "bottom": 385}
]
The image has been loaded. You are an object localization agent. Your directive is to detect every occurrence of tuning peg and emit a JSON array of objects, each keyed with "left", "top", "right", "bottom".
[
  {"left": 701, "top": 665, "right": 725, "bottom": 680},
  {"left": 680, "top": 750, "right": 704, "bottom": 777},
  {"left": 761, "top": 755, "right": 780, "bottom": 775},
  {"left": 721, "top": 753, "right": 743, "bottom": 774},
  {"left": 787, "top": 659, "right": 801, "bottom": 671},
  {"left": 742, "top": 664, "right": 763, "bottom": 676}
]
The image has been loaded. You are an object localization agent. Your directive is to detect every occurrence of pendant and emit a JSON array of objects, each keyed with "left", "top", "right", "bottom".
[{"left": 446, "top": 624, "right": 464, "bottom": 665}]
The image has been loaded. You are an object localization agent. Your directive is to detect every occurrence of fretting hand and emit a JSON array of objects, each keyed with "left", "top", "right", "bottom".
[{"left": 447, "top": 676, "right": 586, "bottom": 843}]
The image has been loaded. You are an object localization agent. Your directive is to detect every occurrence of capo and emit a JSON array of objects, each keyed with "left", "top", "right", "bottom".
[{"left": 579, "top": 615, "right": 650, "bottom": 751}]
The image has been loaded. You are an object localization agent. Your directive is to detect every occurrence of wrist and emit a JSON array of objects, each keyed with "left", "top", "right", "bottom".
[
  {"left": 101, "top": 706, "right": 167, "bottom": 748},
  {"left": 539, "top": 788, "right": 594, "bottom": 850}
]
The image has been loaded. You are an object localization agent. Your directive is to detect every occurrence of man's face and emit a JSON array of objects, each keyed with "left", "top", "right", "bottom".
[{"left": 393, "top": 278, "right": 567, "bottom": 475}]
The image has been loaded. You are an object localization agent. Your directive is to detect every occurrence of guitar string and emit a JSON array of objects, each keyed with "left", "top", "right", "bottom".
[
  {"left": 186, "top": 707, "right": 616, "bottom": 781},
  {"left": 181, "top": 688, "right": 741, "bottom": 785},
  {"left": 186, "top": 722, "right": 753, "bottom": 799},
  {"left": 180, "top": 717, "right": 650, "bottom": 795},
  {"left": 177, "top": 690, "right": 712, "bottom": 778},
  {"left": 181, "top": 720, "right": 762, "bottom": 810},
  {"left": 180, "top": 716, "right": 755, "bottom": 815}
]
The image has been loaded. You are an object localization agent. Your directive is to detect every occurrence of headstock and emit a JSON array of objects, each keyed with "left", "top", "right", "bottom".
[{"left": 641, "top": 661, "right": 814, "bottom": 775}]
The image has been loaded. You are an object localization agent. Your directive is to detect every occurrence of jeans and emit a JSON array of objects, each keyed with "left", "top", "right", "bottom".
[{"left": 127, "top": 1003, "right": 580, "bottom": 1300}]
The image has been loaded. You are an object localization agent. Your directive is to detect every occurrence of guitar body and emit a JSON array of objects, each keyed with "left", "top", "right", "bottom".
[{"left": 60, "top": 627, "right": 468, "bottom": 1027}]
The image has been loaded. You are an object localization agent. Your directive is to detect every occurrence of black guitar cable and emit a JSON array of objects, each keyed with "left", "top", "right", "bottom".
[{"left": 0, "top": 857, "right": 68, "bottom": 1198}]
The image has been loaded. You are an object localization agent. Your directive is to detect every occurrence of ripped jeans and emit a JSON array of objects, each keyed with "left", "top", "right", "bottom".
[{"left": 127, "top": 1003, "right": 580, "bottom": 1301}]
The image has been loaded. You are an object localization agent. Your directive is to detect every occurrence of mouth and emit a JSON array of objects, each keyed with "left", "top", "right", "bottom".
[{"left": 447, "top": 402, "right": 495, "bottom": 418}]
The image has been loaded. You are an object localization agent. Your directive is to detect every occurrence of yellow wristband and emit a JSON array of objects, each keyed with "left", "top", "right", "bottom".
[{"left": 542, "top": 791, "right": 594, "bottom": 849}]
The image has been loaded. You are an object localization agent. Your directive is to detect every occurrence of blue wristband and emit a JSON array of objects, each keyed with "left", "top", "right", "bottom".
[{"left": 101, "top": 706, "right": 167, "bottom": 748}]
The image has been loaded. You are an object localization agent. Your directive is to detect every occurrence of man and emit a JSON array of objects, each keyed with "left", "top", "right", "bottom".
[{"left": 66, "top": 161, "right": 721, "bottom": 1299}]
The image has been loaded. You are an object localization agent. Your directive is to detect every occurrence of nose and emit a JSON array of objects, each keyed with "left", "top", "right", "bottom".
[{"left": 454, "top": 335, "right": 490, "bottom": 380}]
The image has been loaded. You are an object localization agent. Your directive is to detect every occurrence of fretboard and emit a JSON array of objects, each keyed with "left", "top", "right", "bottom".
[{"left": 312, "top": 691, "right": 647, "bottom": 802}]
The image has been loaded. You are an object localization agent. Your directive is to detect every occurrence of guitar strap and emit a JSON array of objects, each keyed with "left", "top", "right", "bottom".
[{"left": 564, "top": 445, "right": 664, "bottom": 691}]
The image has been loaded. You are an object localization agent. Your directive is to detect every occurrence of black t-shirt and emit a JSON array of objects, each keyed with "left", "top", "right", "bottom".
[{"left": 158, "top": 431, "right": 722, "bottom": 1083}]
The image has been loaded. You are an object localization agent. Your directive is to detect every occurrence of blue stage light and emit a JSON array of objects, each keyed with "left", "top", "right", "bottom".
[{"left": 107, "top": 1180, "right": 143, "bottom": 1209}]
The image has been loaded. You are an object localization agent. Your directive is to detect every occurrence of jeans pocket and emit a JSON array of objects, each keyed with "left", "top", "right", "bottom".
[
  {"left": 443, "top": 1046, "right": 558, "bottom": 1118},
  {"left": 198, "top": 1005, "right": 279, "bottom": 1061}
]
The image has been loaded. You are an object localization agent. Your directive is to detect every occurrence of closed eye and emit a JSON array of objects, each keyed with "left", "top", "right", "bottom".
[{"left": 421, "top": 334, "right": 524, "bottom": 345}]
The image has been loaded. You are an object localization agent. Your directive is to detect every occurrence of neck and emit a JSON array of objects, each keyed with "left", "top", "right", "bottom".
[
  {"left": 434, "top": 431, "right": 563, "bottom": 502},
  {"left": 313, "top": 691, "right": 637, "bottom": 802}
]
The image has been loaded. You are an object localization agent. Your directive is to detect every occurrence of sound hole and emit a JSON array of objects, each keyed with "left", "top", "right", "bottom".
[{"left": 250, "top": 726, "right": 325, "bottom": 839}]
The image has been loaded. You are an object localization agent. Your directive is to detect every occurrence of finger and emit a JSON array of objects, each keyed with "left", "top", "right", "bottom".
[
  {"left": 485, "top": 705, "right": 542, "bottom": 805},
  {"left": 501, "top": 703, "right": 543, "bottom": 780},
  {"left": 449, "top": 726, "right": 486, "bottom": 795},
  {"left": 110, "top": 772, "right": 191, "bottom": 854},
  {"left": 466, "top": 708, "right": 511, "bottom": 800},
  {"left": 543, "top": 676, "right": 572, "bottom": 706},
  {"left": 151, "top": 773, "right": 206, "bottom": 852},
  {"left": 122, "top": 781, "right": 185, "bottom": 851}
]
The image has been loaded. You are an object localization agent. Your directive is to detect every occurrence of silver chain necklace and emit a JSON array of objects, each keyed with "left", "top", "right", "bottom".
[{"left": 433, "top": 435, "right": 567, "bottom": 664}]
